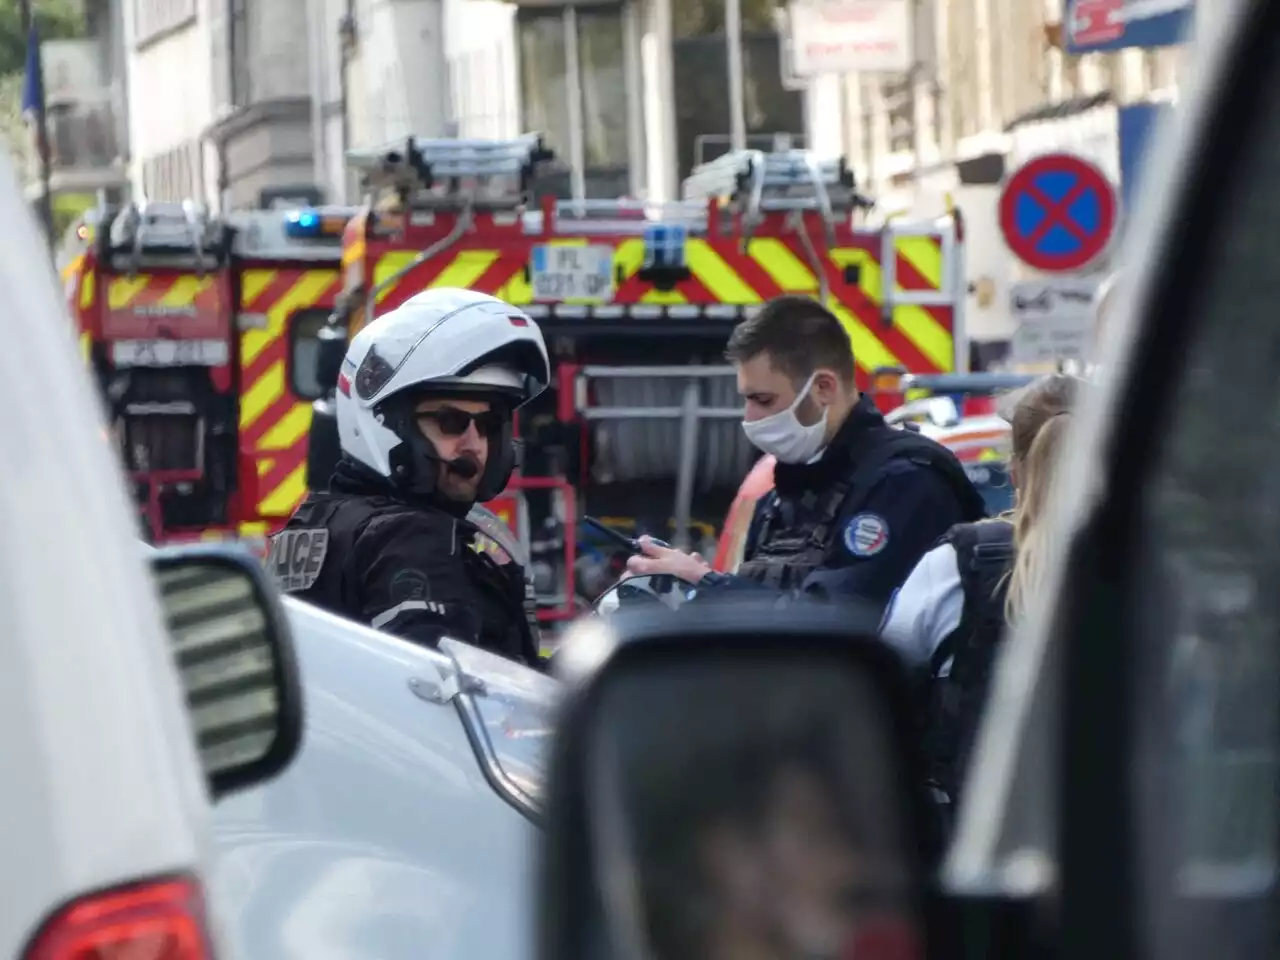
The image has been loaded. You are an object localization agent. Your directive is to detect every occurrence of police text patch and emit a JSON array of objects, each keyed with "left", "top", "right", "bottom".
[
  {"left": 268, "top": 528, "right": 329, "bottom": 591},
  {"left": 844, "top": 513, "right": 890, "bottom": 558}
]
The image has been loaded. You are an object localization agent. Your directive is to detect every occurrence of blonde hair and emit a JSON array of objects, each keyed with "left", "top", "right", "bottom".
[
  {"left": 1004, "top": 413, "right": 1072, "bottom": 622},
  {"left": 1000, "top": 374, "right": 1084, "bottom": 622}
]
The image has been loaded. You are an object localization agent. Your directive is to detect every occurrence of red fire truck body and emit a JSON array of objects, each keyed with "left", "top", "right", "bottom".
[{"left": 63, "top": 202, "right": 355, "bottom": 550}]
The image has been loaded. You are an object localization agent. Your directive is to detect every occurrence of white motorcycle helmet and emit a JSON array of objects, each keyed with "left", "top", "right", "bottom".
[{"left": 336, "top": 287, "right": 550, "bottom": 500}]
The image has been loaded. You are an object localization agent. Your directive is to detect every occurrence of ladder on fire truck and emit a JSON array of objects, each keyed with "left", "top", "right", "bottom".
[
  {"left": 679, "top": 147, "right": 959, "bottom": 325},
  {"left": 100, "top": 198, "right": 226, "bottom": 274},
  {"left": 346, "top": 133, "right": 555, "bottom": 326}
]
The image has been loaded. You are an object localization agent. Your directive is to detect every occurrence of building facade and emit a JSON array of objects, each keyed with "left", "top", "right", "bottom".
[
  {"left": 124, "top": 0, "right": 330, "bottom": 209},
  {"left": 123, "top": 0, "right": 216, "bottom": 205},
  {"left": 333, "top": 0, "right": 803, "bottom": 204},
  {"left": 790, "top": 0, "right": 1193, "bottom": 344}
]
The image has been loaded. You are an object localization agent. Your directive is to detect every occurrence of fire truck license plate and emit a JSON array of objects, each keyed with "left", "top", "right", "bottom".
[
  {"left": 530, "top": 245, "right": 614, "bottom": 302},
  {"left": 111, "top": 339, "right": 231, "bottom": 367}
]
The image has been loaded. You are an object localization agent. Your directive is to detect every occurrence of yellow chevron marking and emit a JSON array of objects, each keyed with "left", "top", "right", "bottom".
[
  {"left": 259, "top": 464, "right": 308, "bottom": 516},
  {"left": 158, "top": 275, "right": 212, "bottom": 306},
  {"left": 258, "top": 404, "right": 314, "bottom": 450},
  {"left": 687, "top": 240, "right": 761, "bottom": 304},
  {"left": 749, "top": 239, "right": 900, "bottom": 374},
  {"left": 831, "top": 248, "right": 952, "bottom": 372},
  {"left": 429, "top": 249, "right": 500, "bottom": 289},
  {"left": 106, "top": 275, "right": 150, "bottom": 309},
  {"left": 373, "top": 250, "right": 500, "bottom": 304},
  {"left": 896, "top": 236, "right": 943, "bottom": 288},
  {"left": 240, "top": 269, "right": 277, "bottom": 307},
  {"left": 240, "top": 360, "right": 285, "bottom": 431},
  {"left": 241, "top": 271, "right": 336, "bottom": 369}
]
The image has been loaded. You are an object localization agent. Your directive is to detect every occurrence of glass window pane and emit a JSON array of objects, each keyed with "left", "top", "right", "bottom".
[
  {"left": 672, "top": 0, "right": 781, "bottom": 40},
  {"left": 517, "top": 11, "right": 571, "bottom": 158},
  {"left": 673, "top": 34, "right": 802, "bottom": 180},
  {"left": 577, "top": 8, "right": 628, "bottom": 174},
  {"left": 289, "top": 308, "right": 332, "bottom": 400}
]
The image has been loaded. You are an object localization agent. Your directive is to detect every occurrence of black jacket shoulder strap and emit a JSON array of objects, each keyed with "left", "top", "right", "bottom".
[
  {"left": 948, "top": 519, "right": 1016, "bottom": 570},
  {"left": 813, "top": 430, "right": 981, "bottom": 550},
  {"left": 928, "top": 521, "right": 1015, "bottom": 676}
]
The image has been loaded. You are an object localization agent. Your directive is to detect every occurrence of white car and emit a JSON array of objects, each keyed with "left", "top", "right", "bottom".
[
  {"left": 0, "top": 145, "right": 303, "bottom": 956},
  {"left": 210, "top": 597, "right": 558, "bottom": 960}
]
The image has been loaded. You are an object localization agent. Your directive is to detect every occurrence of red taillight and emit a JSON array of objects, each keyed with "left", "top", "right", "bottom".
[{"left": 25, "top": 877, "right": 211, "bottom": 960}]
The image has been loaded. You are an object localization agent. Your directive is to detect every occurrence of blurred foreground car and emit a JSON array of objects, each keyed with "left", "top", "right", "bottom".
[{"left": 0, "top": 143, "right": 302, "bottom": 957}]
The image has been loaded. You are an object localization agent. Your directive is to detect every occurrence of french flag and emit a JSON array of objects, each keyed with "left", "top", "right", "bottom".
[{"left": 21, "top": 23, "right": 47, "bottom": 162}]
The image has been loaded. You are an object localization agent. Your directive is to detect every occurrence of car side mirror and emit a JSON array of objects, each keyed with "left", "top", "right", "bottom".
[
  {"left": 538, "top": 601, "right": 934, "bottom": 960},
  {"left": 149, "top": 546, "right": 303, "bottom": 801},
  {"left": 593, "top": 574, "right": 699, "bottom": 615},
  {"left": 314, "top": 322, "right": 347, "bottom": 391}
]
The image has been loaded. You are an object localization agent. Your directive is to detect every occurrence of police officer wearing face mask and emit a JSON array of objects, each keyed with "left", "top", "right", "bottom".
[
  {"left": 627, "top": 295, "right": 986, "bottom": 611},
  {"left": 267, "top": 288, "right": 551, "bottom": 668}
]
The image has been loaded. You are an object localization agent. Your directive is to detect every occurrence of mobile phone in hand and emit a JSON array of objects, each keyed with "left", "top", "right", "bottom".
[{"left": 582, "top": 516, "right": 671, "bottom": 553}]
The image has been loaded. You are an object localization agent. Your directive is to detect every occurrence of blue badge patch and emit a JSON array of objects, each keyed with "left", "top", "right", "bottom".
[{"left": 844, "top": 513, "right": 890, "bottom": 558}]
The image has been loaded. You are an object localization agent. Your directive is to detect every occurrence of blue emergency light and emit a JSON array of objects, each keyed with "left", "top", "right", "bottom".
[
  {"left": 284, "top": 208, "right": 349, "bottom": 240},
  {"left": 643, "top": 224, "right": 686, "bottom": 269}
]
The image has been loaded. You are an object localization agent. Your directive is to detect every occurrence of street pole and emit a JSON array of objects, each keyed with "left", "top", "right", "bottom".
[
  {"left": 726, "top": 0, "right": 747, "bottom": 151},
  {"left": 20, "top": 0, "right": 54, "bottom": 252}
]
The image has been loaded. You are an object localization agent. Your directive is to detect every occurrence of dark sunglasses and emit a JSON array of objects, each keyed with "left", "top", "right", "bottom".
[{"left": 416, "top": 407, "right": 506, "bottom": 437}]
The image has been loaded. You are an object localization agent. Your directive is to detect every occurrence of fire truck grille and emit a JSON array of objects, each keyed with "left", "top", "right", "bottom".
[{"left": 123, "top": 412, "right": 201, "bottom": 473}]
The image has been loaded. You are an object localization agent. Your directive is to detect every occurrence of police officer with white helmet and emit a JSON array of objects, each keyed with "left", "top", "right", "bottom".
[{"left": 268, "top": 287, "right": 550, "bottom": 667}]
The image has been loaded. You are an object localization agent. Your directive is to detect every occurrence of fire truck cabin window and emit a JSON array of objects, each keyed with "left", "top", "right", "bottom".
[{"left": 289, "top": 308, "right": 331, "bottom": 400}]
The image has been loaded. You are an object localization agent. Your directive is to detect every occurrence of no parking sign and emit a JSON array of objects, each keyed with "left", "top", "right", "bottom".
[{"left": 998, "top": 153, "right": 1119, "bottom": 274}]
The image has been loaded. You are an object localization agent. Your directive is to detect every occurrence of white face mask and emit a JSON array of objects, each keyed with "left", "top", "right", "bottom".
[{"left": 741, "top": 373, "right": 830, "bottom": 464}]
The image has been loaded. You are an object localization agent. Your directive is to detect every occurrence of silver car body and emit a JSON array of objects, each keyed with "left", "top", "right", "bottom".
[{"left": 210, "top": 597, "right": 558, "bottom": 960}]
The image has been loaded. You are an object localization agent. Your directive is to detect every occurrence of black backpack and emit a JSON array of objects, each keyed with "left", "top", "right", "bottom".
[{"left": 924, "top": 520, "right": 1017, "bottom": 805}]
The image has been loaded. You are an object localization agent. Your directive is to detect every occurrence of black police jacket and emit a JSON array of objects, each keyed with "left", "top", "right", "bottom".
[
  {"left": 704, "top": 396, "right": 987, "bottom": 609},
  {"left": 923, "top": 519, "right": 1016, "bottom": 804},
  {"left": 267, "top": 458, "right": 541, "bottom": 668}
]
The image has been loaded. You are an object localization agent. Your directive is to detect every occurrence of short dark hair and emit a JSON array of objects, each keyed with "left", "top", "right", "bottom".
[{"left": 725, "top": 295, "right": 856, "bottom": 385}]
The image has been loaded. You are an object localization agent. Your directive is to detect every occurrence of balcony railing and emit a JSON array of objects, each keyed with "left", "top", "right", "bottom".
[{"left": 26, "top": 94, "right": 127, "bottom": 187}]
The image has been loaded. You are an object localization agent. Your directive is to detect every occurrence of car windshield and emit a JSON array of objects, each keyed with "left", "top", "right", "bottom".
[{"left": 440, "top": 639, "right": 560, "bottom": 803}]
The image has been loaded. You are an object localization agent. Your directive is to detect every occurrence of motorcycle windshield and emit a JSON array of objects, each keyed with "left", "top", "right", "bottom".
[{"left": 439, "top": 639, "right": 560, "bottom": 807}]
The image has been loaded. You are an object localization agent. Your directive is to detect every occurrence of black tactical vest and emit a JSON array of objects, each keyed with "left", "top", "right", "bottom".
[
  {"left": 924, "top": 520, "right": 1016, "bottom": 804},
  {"left": 736, "top": 426, "right": 986, "bottom": 591},
  {"left": 268, "top": 492, "right": 541, "bottom": 665}
]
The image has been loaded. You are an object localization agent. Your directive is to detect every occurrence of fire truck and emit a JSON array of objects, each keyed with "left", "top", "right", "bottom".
[
  {"left": 320, "top": 132, "right": 969, "bottom": 623},
  {"left": 62, "top": 200, "right": 356, "bottom": 549}
]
